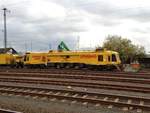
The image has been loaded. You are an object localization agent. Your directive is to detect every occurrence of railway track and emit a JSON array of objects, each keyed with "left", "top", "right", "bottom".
[
  {"left": 0, "top": 72, "right": 150, "bottom": 85},
  {"left": 0, "top": 108, "right": 22, "bottom": 113},
  {"left": 0, "top": 68, "right": 150, "bottom": 75},
  {"left": 0, "top": 76, "right": 149, "bottom": 93},
  {"left": 1, "top": 70, "right": 150, "bottom": 78},
  {"left": 0, "top": 84, "right": 149, "bottom": 112},
  {"left": 0, "top": 69, "right": 150, "bottom": 112},
  {"left": 1, "top": 68, "right": 150, "bottom": 78}
]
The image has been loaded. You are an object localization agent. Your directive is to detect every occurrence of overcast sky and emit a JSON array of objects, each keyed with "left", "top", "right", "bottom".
[{"left": 0, "top": 0, "right": 150, "bottom": 52}]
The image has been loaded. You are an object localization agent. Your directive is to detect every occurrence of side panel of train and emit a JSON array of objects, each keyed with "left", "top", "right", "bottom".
[
  {"left": 47, "top": 51, "right": 121, "bottom": 69},
  {"left": 0, "top": 54, "right": 15, "bottom": 66},
  {"left": 24, "top": 52, "right": 47, "bottom": 68},
  {"left": 23, "top": 50, "right": 121, "bottom": 70},
  {"left": 0, "top": 54, "right": 24, "bottom": 68}
]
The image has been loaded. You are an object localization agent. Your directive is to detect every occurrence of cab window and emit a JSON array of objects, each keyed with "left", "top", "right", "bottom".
[
  {"left": 98, "top": 55, "right": 103, "bottom": 61},
  {"left": 66, "top": 55, "right": 70, "bottom": 58},
  {"left": 112, "top": 54, "right": 117, "bottom": 62},
  {"left": 24, "top": 56, "right": 27, "bottom": 61},
  {"left": 108, "top": 56, "right": 110, "bottom": 62},
  {"left": 24, "top": 55, "right": 29, "bottom": 61},
  {"left": 27, "top": 56, "right": 29, "bottom": 61}
]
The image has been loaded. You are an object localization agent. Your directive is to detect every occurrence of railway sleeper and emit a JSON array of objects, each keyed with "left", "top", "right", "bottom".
[
  {"left": 0, "top": 89, "right": 150, "bottom": 112},
  {"left": 0, "top": 85, "right": 150, "bottom": 106}
]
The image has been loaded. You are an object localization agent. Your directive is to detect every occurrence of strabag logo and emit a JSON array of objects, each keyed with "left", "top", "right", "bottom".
[{"left": 80, "top": 55, "right": 96, "bottom": 58}]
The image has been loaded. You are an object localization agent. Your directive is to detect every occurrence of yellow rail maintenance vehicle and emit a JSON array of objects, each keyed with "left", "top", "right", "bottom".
[
  {"left": 13, "top": 55, "right": 24, "bottom": 68},
  {"left": 0, "top": 54, "right": 15, "bottom": 66},
  {"left": 24, "top": 52, "right": 47, "bottom": 68},
  {"left": 47, "top": 48, "right": 121, "bottom": 70},
  {"left": 0, "top": 48, "right": 20, "bottom": 67}
]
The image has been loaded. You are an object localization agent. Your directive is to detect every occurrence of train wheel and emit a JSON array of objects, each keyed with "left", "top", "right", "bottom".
[
  {"left": 60, "top": 63, "right": 64, "bottom": 68},
  {"left": 56, "top": 64, "right": 60, "bottom": 69},
  {"left": 74, "top": 64, "right": 79, "bottom": 69},
  {"left": 79, "top": 64, "right": 85, "bottom": 68},
  {"left": 97, "top": 66, "right": 104, "bottom": 71},
  {"left": 69, "top": 63, "right": 74, "bottom": 68},
  {"left": 65, "top": 64, "right": 70, "bottom": 69},
  {"left": 87, "top": 65, "right": 94, "bottom": 70}
]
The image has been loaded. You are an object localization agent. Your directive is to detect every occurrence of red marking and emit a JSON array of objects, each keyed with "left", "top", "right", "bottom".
[
  {"left": 80, "top": 54, "right": 96, "bottom": 58},
  {"left": 32, "top": 56, "right": 41, "bottom": 60},
  {"left": 42, "top": 56, "right": 46, "bottom": 62}
]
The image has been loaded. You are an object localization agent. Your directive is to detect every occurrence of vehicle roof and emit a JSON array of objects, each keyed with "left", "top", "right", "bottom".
[{"left": 0, "top": 48, "right": 18, "bottom": 54}]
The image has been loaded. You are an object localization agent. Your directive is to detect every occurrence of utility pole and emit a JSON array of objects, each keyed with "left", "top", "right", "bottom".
[
  {"left": 49, "top": 43, "right": 51, "bottom": 50},
  {"left": 77, "top": 35, "right": 80, "bottom": 50},
  {"left": 24, "top": 42, "right": 27, "bottom": 53},
  {"left": 31, "top": 41, "right": 32, "bottom": 52},
  {"left": 2, "top": 8, "right": 9, "bottom": 49}
]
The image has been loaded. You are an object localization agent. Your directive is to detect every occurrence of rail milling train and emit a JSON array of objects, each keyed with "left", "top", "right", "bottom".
[
  {"left": 0, "top": 48, "right": 121, "bottom": 70},
  {"left": 23, "top": 48, "right": 121, "bottom": 70}
]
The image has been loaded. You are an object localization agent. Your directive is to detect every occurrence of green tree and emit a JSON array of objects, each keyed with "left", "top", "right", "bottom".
[{"left": 102, "top": 35, "right": 145, "bottom": 63}]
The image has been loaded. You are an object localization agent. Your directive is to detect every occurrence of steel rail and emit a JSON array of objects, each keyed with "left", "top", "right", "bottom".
[
  {"left": 1, "top": 68, "right": 150, "bottom": 75},
  {"left": 0, "top": 84, "right": 149, "bottom": 102},
  {"left": 0, "top": 85, "right": 149, "bottom": 111},
  {"left": 0, "top": 69, "right": 150, "bottom": 79},
  {"left": 0, "top": 72, "right": 149, "bottom": 84},
  {"left": 0, "top": 108, "right": 22, "bottom": 113},
  {"left": 0, "top": 77, "right": 149, "bottom": 93}
]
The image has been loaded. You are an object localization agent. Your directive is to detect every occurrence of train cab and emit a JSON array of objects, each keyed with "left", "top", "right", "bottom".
[{"left": 24, "top": 52, "right": 47, "bottom": 68}]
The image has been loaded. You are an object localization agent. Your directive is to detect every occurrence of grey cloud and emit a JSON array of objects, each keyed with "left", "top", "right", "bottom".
[
  {"left": 1, "top": 0, "right": 150, "bottom": 52},
  {"left": 91, "top": 16, "right": 121, "bottom": 26},
  {"left": 0, "top": 0, "right": 88, "bottom": 52},
  {"left": 52, "top": 0, "right": 150, "bottom": 23},
  {"left": 132, "top": 28, "right": 149, "bottom": 34}
]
